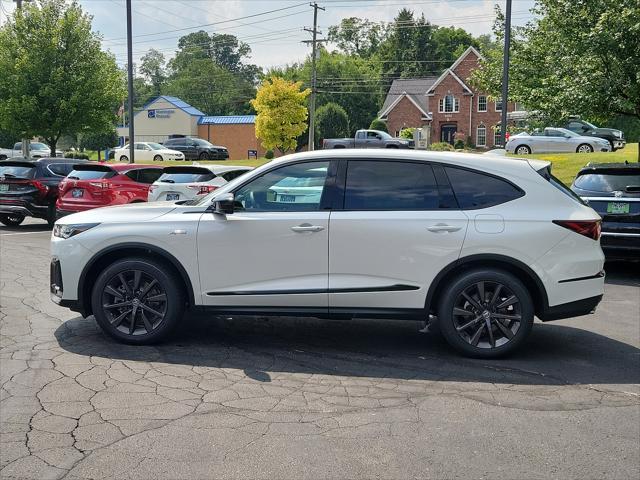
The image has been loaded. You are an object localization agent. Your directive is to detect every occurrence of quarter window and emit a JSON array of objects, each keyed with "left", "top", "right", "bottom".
[
  {"left": 344, "top": 161, "right": 440, "bottom": 210},
  {"left": 234, "top": 161, "right": 329, "bottom": 212},
  {"left": 445, "top": 167, "right": 524, "bottom": 209},
  {"left": 476, "top": 125, "right": 487, "bottom": 147},
  {"left": 478, "top": 95, "right": 487, "bottom": 112}
]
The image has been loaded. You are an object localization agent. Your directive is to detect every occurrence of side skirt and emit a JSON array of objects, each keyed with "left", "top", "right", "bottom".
[{"left": 192, "top": 306, "right": 426, "bottom": 321}]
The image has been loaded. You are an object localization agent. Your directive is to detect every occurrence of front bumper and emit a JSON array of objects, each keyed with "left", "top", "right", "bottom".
[{"left": 612, "top": 139, "right": 626, "bottom": 150}]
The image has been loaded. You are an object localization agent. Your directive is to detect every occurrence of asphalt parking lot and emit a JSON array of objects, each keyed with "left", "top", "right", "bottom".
[{"left": 1, "top": 218, "right": 639, "bottom": 480}]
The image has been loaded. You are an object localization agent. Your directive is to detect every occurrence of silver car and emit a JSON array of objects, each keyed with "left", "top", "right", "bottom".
[{"left": 506, "top": 127, "right": 611, "bottom": 154}]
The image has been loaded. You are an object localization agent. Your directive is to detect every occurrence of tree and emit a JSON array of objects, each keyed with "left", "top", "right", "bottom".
[
  {"left": 250, "top": 77, "right": 310, "bottom": 154},
  {"left": 315, "top": 103, "right": 350, "bottom": 146},
  {"left": 0, "top": 0, "right": 125, "bottom": 156},
  {"left": 328, "top": 18, "right": 387, "bottom": 58},
  {"left": 369, "top": 118, "right": 388, "bottom": 132},
  {"left": 140, "top": 49, "right": 167, "bottom": 96},
  {"left": 472, "top": 0, "right": 640, "bottom": 160},
  {"left": 0, "top": 129, "right": 19, "bottom": 149},
  {"left": 80, "top": 129, "right": 118, "bottom": 162}
]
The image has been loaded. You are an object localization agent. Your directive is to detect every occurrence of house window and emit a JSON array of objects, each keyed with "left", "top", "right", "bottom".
[
  {"left": 494, "top": 125, "right": 502, "bottom": 147},
  {"left": 439, "top": 95, "right": 459, "bottom": 113},
  {"left": 495, "top": 97, "right": 503, "bottom": 112},
  {"left": 478, "top": 95, "right": 487, "bottom": 112},
  {"left": 476, "top": 125, "right": 486, "bottom": 147}
]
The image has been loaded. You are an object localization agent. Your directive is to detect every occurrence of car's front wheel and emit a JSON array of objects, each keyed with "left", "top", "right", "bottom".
[
  {"left": 119, "top": 155, "right": 128, "bottom": 162},
  {"left": 199, "top": 151, "right": 210, "bottom": 160},
  {"left": 91, "top": 258, "right": 185, "bottom": 344},
  {"left": 153, "top": 155, "right": 163, "bottom": 162},
  {"left": 576, "top": 143, "right": 594, "bottom": 153},
  {"left": 0, "top": 214, "right": 25, "bottom": 226},
  {"left": 515, "top": 145, "right": 531, "bottom": 155},
  {"left": 437, "top": 269, "right": 534, "bottom": 358}
]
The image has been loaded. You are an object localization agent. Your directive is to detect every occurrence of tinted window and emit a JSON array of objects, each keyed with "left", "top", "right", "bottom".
[
  {"left": 445, "top": 167, "right": 524, "bottom": 209},
  {"left": 220, "top": 170, "right": 249, "bottom": 182},
  {"left": 68, "top": 169, "right": 114, "bottom": 180},
  {"left": 344, "top": 161, "right": 439, "bottom": 210},
  {"left": 574, "top": 172, "right": 640, "bottom": 193},
  {"left": 47, "top": 163, "right": 73, "bottom": 176},
  {"left": 135, "top": 169, "right": 163, "bottom": 184},
  {"left": 234, "top": 161, "right": 329, "bottom": 212},
  {"left": 537, "top": 166, "right": 586, "bottom": 205},
  {"left": 0, "top": 164, "right": 36, "bottom": 179},
  {"left": 158, "top": 172, "right": 215, "bottom": 183}
]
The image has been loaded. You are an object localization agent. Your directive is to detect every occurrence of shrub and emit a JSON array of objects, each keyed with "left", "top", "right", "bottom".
[
  {"left": 429, "top": 142, "right": 454, "bottom": 151},
  {"left": 264, "top": 150, "right": 274, "bottom": 160},
  {"left": 369, "top": 118, "right": 388, "bottom": 132},
  {"left": 399, "top": 128, "right": 416, "bottom": 139},
  {"left": 315, "top": 103, "right": 350, "bottom": 147},
  {"left": 454, "top": 139, "right": 465, "bottom": 149},
  {"left": 465, "top": 136, "right": 474, "bottom": 149},
  {"left": 64, "top": 151, "right": 89, "bottom": 160}
]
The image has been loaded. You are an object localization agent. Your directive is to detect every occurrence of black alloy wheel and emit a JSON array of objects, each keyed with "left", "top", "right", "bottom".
[{"left": 199, "top": 151, "right": 210, "bottom": 160}]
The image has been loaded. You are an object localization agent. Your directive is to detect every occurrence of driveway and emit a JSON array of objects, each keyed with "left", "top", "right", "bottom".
[{"left": 1, "top": 219, "right": 639, "bottom": 479}]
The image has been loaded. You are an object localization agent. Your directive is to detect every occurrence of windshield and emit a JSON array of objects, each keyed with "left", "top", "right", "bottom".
[
  {"left": 158, "top": 172, "right": 215, "bottom": 183},
  {"left": 557, "top": 128, "right": 579, "bottom": 137},
  {"left": 30, "top": 143, "right": 50, "bottom": 150},
  {"left": 582, "top": 120, "right": 597, "bottom": 129},
  {"left": 147, "top": 142, "right": 164, "bottom": 150},
  {"left": 194, "top": 139, "right": 213, "bottom": 147},
  {"left": 67, "top": 169, "right": 115, "bottom": 180},
  {"left": 0, "top": 164, "right": 36, "bottom": 179},
  {"left": 574, "top": 172, "right": 640, "bottom": 193},
  {"left": 377, "top": 131, "right": 392, "bottom": 139}
]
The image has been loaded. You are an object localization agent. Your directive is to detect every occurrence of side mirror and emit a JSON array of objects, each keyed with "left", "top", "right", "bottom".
[
  {"left": 375, "top": 134, "right": 382, "bottom": 140},
  {"left": 212, "top": 192, "right": 235, "bottom": 215}
]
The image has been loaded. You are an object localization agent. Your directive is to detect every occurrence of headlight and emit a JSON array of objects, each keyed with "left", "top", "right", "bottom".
[
  {"left": 399, "top": 140, "right": 409, "bottom": 144},
  {"left": 53, "top": 223, "right": 100, "bottom": 239}
]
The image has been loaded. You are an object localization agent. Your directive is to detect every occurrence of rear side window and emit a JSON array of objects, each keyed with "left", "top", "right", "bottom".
[
  {"left": 344, "top": 160, "right": 439, "bottom": 210},
  {"left": 0, "top": 164, "right": 36, "bottom": 179},
  {"left": 574, "top": 172, "right": 640, "bottom": 193},
  {"left": 68, "top": 169, "right": 114, "bottom": 180},
  {"left": 445, "top": 167, "right": 524, "bottom": 209},
  {"left": 158, "top": 172, "right": 215, "bottom": 183},
  {"left": 537, "top": 166, "right": 585, "bottom": 205},
  {"left": 220, "top": 170, "right": 249, "bottom": 182}
]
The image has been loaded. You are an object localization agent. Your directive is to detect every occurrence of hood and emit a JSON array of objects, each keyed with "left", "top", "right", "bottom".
[
  {"left": 56, "top": 202, "right": 177, "bottom": 225},
  {"left": 578, "top": 135, "right": 609, "bottom": 143}
]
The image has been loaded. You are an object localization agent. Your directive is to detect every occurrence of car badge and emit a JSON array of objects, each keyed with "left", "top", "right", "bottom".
[{"left": 613, "top": 190, "right": 623, "bottom": 198}]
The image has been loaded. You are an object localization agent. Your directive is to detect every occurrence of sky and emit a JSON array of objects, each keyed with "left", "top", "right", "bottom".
[{"left": 0, "top": 0, "right": 537, "bottom": 70}]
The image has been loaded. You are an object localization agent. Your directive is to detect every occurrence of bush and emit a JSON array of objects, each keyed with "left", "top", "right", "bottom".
[
  {"left": 465, "top": 136, "right": 474, "bottom": 149},
  {"left": 64, "top": 151, "right": 89, "bottom": 160},
  {"left": 454, "top": 139, "right": 465, "bottom": 149},
  {"left": 264, "top": 150, "right": 274, "bottom": 160},
  {"left": 369, "top": 118, "right": 388, "bottom": 133},
  {"left": 429, "top": 142, "right": 454, "bottom": 151},
  {"left": 399, "top": 128, "right": 416, "bottom": 139},
  {"left": 315, "top": 103, "right": 350, "bottom": 147}
]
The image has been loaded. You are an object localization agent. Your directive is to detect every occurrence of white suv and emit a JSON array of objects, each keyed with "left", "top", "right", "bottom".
[{"left": 50, "top": 150, "right": 605, "bottom": 357}]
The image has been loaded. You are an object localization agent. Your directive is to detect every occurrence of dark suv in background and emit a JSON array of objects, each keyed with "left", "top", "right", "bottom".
[
  {"left": 0, "top": 157, "right": 87, "bottom": 226},
  {"left": 162, "top": 137, "right": 229, "bottom": 160},
  {"left": 564, "top": 118, "right": 626, "bottom": 151}
]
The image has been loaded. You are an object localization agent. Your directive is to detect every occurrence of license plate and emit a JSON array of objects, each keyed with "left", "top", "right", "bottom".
[
  {"left": 72, "top": 189, "right": 83, "bottom": 198},
  {"left": 0, "top": 184, "right": 8, "bottom": 192},
  {"left": 607, "top": 202, "right": 629, "bottom": 214},
  {"left": 166, "top": 193, "right": 179, "bottom": 201},
  {"left": 279, "top": 194, "right": 295, "bottom": 203}
]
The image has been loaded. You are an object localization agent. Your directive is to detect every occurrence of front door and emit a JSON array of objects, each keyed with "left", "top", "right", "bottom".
[
  {"left": 197, "top": 160, "right": 332, "bottom": 309},
  {"left": 328, "top": 160, "right": 468, "bottom": 312},
  {"left": 441, "top": 124, "right": 457, "bottom": 145}
]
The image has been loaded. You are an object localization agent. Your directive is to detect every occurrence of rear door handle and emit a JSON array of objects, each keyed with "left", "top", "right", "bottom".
[
  {"left": 291, "top": 224, "right": 324, "bottom": 233},
  {"left": 427, "top": 224, "right": 461, "bottom": 233}
]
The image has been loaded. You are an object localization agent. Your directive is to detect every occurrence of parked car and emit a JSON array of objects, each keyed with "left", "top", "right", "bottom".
[
  {"left": 161, "top": 137, "right": 229, "bottom": 160},
  {"left": 564, "top": 118, "right": 626, "bottom": 152},
  {"left": 113, "top": 142, "right": 185, "bottom": 162},
  {"left": 10, "top": 142, "right": 63, "bottom": 158},
  {"left": 571, "top": 162, "right": 639, "bottom": 260},
  {"left": 0, "top": 147, "right": 12, "bottom": 161},
  {"left": 148, "top": 165, "right": 253, "bottom": 202},
  {"left": 322, "top": 129, "right": 413, "bottom": 149},
  {"left": 56, "top": 163, "right": 163, "bottom": 218},
  {"left": 50, "top": 150, "right": 605, "bottom": 358},
  {"left": 0, "top": 157, "right": 88, "bottom": 226},
  {"left": 506, "top": 128, "right": 611, "bottom": 154}
]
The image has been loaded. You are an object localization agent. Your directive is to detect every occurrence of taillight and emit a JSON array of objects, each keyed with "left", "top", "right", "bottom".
[
  {"left": 187, "top": 184, "right": 218, "bottom": 195},
  {"left": 89, "top": 181, "right": 109, "bottom": 188},
  {"left": 553, "top": 220, "right": 601, "bottom": 240},
  {"left": 30, "top": 180, "right": 49, "bottom": 196}
]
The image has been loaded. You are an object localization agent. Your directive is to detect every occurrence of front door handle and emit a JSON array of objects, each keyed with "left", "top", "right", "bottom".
[
  {"left": 291, "top": 224, "right": 324, "bottom": 233},
  {"left": 427, "top": 223, "right": 461, "bottom": 233}
]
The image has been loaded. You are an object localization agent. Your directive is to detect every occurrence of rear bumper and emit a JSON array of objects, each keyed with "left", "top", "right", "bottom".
[
  {"left": 601, "top": 232, "right": 640, "bottom": 260},
  {"left": 538, "top": 294, "right": 603, "bottom": 321},
  {"left": 0, "top": 199, "right": 47, "bottom": 218}
]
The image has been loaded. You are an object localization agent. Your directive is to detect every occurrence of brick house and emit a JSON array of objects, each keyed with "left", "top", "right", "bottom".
[
  {"left": 197, "top": 115, "right": 266, "bottom": 160},
  {"left": 379, "top": 46, "right": 516, "bottom": 148}
]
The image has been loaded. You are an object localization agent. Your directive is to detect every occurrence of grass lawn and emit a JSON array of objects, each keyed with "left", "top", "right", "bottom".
[{"left": 510, "top": 143, "right": 638, "bottom": 185}]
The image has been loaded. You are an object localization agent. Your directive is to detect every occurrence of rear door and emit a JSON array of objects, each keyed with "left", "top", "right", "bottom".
[{"left": 328, "top": 159, "right": 468, "bottom": 312}]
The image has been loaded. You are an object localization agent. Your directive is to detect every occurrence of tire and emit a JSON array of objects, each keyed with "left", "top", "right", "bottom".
[
  {"left": 437, "top": 269, "right": 534, "bottom": 358},
  {"left": 153, "top": 155, "right": 163, "bottom": 162},
  {"left": 119, "top": 155, "right": 128, "bottom": 162},
  {"left": 608, "top": 140, "right": 616, "bottom": 152},
  {"left": 199, "top": 152, "right": 210, "bottom": 160},
  {"left": 0, "top": 214, "right": 25, "bottom": 226},
  {"left": 515, "top": 145, "right": 531, "bottom": 155},
  {"left": 576, "top": 143, "right": 593, "bottom": 153},
  {"left": 91, "top": 258, "right": 185, "bottom": 345}
]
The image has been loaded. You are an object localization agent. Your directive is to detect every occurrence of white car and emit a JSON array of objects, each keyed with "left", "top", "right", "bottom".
[
  {"left": 113, "top": 142, "right": 185, "bottom": 162},
  {"left": 148, "top": 165, "right": 253, "bottom": 202},
  {"left": 51, "top": 150, "right": 605, "bottom": 358},
  {"left": 506, "top": 128, "right": 611, "bottom": 154}
]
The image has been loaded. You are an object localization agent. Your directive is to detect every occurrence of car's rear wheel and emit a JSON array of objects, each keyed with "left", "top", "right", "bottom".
[
  {"left": 577, "top": 143, "right": 593, "bottom": 153},
  {"left": 91, "top": 258, "right": 185, "bottom": 344},
  {"left": 199, "top": 152, "right": 210, "bottom": 160},
  {"left": 515, "top": 145, "right": 531, "bottom": 155},
  {"left": 153, "top": 155, "right": 163, "bottom": 162},
  {"left": 119, "top": 155, "right": 128, "bottom": 162},
  {"left": 437, "top": 269, "right": 534, "bottom": 358},
  {"left": 0, "top": 214, "right": 25, "bottom": 226}
]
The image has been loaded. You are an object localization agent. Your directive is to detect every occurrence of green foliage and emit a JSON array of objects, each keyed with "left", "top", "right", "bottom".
[
  {"left": 465, "top": 136, "right": 474, "bottom": 149},
  {"left": 399, "top": 128, "right": 415, "bottom": 139},
  {"left": 604, "top": 115, "right": 640, "bottom": 143},
  {"left": 250, "top": 77, "right": 310, "bottom": 154},
  {"left": 0, "top": 129, "right": 19, "bottom": 149},
  {"left": 315, "top": 103, "right": 350, "bottom": 146},
  {"left": 328, "top": 18, "right": 387, "bottom": 58},
  {"left": 80, "top": 129, "right": 118, "bottom": 162},
  {"left": 139, "top": 49, "right": 167, "bottom": 97},
  {"left": 454, "top": 139, "right": 465, "bottom": 149},
  {"left": 369, "top": 118, "right": 388, "bottom": 132},
  {"left": 0, "top": 0, "right": 125, "bottom": 155},
  {"left": 429, "top": 142, "right": 454, "bottom": 151},
  {"left": 264, "top": 150, "right": 274, "bottom": 160}
]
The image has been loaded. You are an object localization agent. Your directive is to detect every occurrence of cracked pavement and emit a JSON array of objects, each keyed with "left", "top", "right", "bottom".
[{"left": 1, "top": 219, "right": 639, "bottom": 479}]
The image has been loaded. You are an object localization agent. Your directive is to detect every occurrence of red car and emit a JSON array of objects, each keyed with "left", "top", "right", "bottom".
[{"left": 56, "top": 163, "right": 163, "bottom": 217}]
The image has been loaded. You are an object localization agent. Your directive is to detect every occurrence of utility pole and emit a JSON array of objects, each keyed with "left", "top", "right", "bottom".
[
  {"left": 500, "top": 0, "right": 512, "bottom": 147},
  {"left": 15, "top": 0, "right": 30, "bottom": 158},
  {"left": 303, "top": 2, "right": 325, "bottom": 151},
  {"left": 126, "top": 0, "right": 135, "bottom": 163}
]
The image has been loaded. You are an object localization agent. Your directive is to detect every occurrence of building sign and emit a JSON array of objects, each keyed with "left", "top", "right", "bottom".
[{"left": 148, "top": 109, "right": 176, "bottom": 119}]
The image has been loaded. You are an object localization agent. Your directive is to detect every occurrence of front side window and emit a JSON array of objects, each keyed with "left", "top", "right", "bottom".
[
  {"left": 476, "top": 125, "right": 487, "bottom": 147},
  {"left": 445, "top": 166, "right": 524, "bottom": 209},
  {"left": 344, "top": 160, "right": 440, "bottom": 210},
  {"left": 478, "top": 95, "right": 487, "bottom": 112},
  {"left": 234, "top": 161, "right": 329, "bottom": 212}
]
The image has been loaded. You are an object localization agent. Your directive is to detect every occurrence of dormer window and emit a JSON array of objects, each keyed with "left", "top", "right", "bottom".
[{"left": 439, "top": 94, "right": 459, "bottom": 113}]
